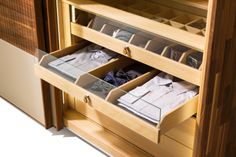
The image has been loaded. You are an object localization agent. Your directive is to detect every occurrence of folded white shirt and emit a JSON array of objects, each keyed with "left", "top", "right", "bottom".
[
  {"left": 48, "top": 44, "right": 117, "bottom": 79},
  {"left": 117, "top": 74, "right": 198, "bottom": 124}
]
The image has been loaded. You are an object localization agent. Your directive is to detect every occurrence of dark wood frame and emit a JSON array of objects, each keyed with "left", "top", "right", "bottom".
[{"left": 34, "top": 0, "right": 59, "bottom": 129}]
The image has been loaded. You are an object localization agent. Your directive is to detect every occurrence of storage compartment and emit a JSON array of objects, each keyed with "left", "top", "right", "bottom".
[
  {"left": 129, "top": 33, "right": 150, "bottom": 48},
  {"left": 106, "top": 71, "right": 199, "bottom": 125},
  {"left": 37, "top": 41, "right": 120, "bottom": 82},
  {"left": 162, "top": 45, "right": 190, "bottom": 61},
  {"left": 76, "top": 57, "right": 152, "bottom": 99},
  {"left": 67, "top": 0, "right": 206, "bottom": 51},
  {"left": 35, "top": 43, "right": 199, "bottom": 143},
  {"left": 182, "top": 51, "right": 203, "bottom": 69}
]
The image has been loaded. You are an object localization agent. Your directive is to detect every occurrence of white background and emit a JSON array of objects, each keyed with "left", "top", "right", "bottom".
[{"left": 0, "top": 97, "right": 107, "bottom": 157}]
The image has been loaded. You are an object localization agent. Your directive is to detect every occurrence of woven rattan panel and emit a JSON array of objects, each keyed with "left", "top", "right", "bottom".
[{"left": 0, "top": 0, "right": 39, "bottom": 54}]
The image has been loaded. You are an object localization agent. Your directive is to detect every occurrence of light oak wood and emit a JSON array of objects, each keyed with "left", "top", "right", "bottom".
[
  {"left": 160, "top": 96, "right": 198, "bottom": 133},
  {"left": 64, "top": 110, "right": 153, "bottom": 157},
  {"left": 165, "top": 118, "right": 196, "bottom": 149},
  {"left": 71, "top": 22, "right": 202, "bottom": 85},
  {"left": 86, "top": 67, "right": 196, "bottom": 147},
  {"left": 74, "top": 98, "right": 195, "bottom": 155},
  {"left": 64, "top": 109, "right": 193, "bottom": 157},
  {"left": 57, "top": 0, "right": 71, "bottom": 48},
  {"left": 64, "top": 93, "right": 76, "bottom": 110},
  {"left": 63, "top": 0, "right": 205, "bottom": 51}
]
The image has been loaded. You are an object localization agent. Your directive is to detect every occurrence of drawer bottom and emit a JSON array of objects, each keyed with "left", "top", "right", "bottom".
[{"left": 64, "top": 110, "right": 193, "bottom": 157}]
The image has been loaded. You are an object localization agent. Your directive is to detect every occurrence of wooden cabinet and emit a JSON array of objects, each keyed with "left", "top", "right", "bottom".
[{"left": 34, "top": 0, "right": 236, "bottom": 156}]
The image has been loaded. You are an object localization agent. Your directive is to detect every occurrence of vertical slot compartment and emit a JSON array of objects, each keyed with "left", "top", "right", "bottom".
[
  {"left": 146, "top": 38, "right": 173, "bottom": 55},
  {"left": 170, "top": 15, "right": 200, "bottom": 28},
  {"left": 180, "top": 51, "right": 203, "bottom": 69},
  {"left": 185, "top": 52, "right": 203, "bottom": 69},
  {"left": 129, "top": 33, "right": 150, "bottom": 48},
  {"left": 162, "top": 45, "right": 190, "bottom": 61},
  {"left": 100, "top": 24, "right": 119, "bottom": 36},
  {"left": 88, "top": 17, "right": 108, "bottom": 32},
  {"left": 72, "top": 9, "right": 95, "bottom": 26},
  {"left": 186, "top": 18, "right": 206, "bottom": 34},
  {"left": 112, "top": 29, "right": 134, "bottom": 43},
  {"left": 178, "top": 50, "right": 195, "bottom": 63}
]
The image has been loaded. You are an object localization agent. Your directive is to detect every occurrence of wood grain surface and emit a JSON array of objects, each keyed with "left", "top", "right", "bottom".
[{"left": 194, "top": 0, "right": 236, "bottom": 156}]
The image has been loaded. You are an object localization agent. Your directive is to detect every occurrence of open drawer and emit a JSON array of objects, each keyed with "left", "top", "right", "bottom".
[
  {"left": 64, "top": 0, "right": 206, "bottom": 51},
  {"left": 35, "top": 41, "right": 198, "bottom": 144},
  {"left": 69, "top": 10, "right": 203, "bottom": 86}
]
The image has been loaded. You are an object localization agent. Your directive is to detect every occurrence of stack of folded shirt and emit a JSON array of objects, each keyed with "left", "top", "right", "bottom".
[
  {"left": 117, "top": 73, "right": 198, "bottom": 123},
  {"left": 48, "top": 44, "right": 118, "bottom": 79}
]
